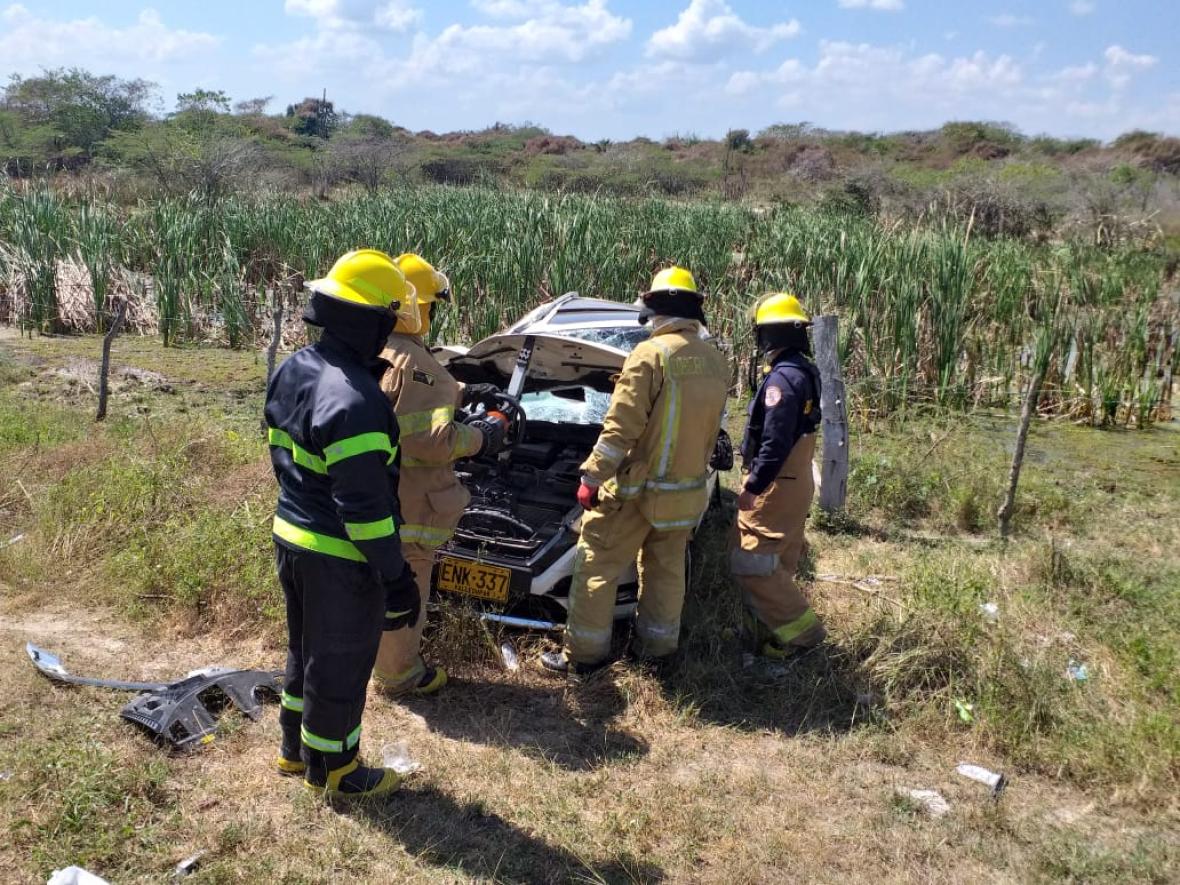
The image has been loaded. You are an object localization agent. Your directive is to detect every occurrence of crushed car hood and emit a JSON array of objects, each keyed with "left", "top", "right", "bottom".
[{"left": 447, "top": 332, "right": 627, "bottom": 393}]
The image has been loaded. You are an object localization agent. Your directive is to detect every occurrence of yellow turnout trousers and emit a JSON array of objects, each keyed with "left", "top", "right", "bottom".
[
  {"left": 730, "top": 433, "right": 825, "bottom": 649},
  {"left": 373, "top": 333, "right": 483, "bottom": 692},
  {"left": 565, "top": 497, "right": 691, "bottom": 665}
]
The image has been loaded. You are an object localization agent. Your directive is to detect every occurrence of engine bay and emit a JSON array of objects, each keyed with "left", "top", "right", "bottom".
[{"left": 452, "top": 420, "right": 597, "bottom": 554}]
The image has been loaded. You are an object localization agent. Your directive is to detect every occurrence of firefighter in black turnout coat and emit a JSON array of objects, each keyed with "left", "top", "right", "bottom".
[{"left": 264, "top": 249, "right": 419, "bottom": 799}]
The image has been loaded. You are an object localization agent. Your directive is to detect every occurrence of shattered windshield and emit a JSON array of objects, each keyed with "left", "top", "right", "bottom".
[
  {"left": 521, "top": 387, "right": 613, "bottom": 425},
  {"left": 560, "top": 327, "right": 649, "bottom": 352}
]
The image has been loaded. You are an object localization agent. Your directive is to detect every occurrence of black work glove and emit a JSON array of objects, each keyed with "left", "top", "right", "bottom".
[
  {"left": 491, "top": 392, "right": 523, "bottom": 425},
  {"left": 468, "top": 412, "right": 509, "bottom": 457},
  {"left": 382, "top": 563, "right": 421, "bottom": 631},
  {"left": 710, "top": 428, "right": 735, "bottom": 471},
  {"left": 461, "top": 383, "right": 499, "bottom": 406}
]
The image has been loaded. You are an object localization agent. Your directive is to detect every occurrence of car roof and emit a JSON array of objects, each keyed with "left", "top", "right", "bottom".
[{"left": 506, "top": 293, "right": 641, "bottom": 335}]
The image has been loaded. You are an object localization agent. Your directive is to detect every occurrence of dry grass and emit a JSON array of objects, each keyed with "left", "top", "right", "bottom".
[{"left": 0, "top": 336, "right": 1177, "bottom": 883}]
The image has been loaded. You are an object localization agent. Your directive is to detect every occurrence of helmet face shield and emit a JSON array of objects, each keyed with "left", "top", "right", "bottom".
[{"left": 391, "top": 280, "right": 422, "bottom": 336}]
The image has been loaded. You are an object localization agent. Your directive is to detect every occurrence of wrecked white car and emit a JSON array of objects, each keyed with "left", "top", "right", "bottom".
[{"left": 433, "top": 293, "right": 733, "bottom": 630}]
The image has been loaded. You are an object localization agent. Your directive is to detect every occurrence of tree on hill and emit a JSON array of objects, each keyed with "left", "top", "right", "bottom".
[
  {"left": 234, "top": 96, "right": 273, "bottom": 117},
  {"left": 176, "top": 89, "right": 231, "bottom": 115},
  {"left": 286, "top": 97, "right": 338, "bottom": 139},
  {"left": 0, "top": 68, "right": 154, "bottom": 170}
]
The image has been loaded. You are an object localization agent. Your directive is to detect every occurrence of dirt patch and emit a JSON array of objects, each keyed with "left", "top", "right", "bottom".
[{"left": 202, "top": 456, "right": 273, "bottom": 509}]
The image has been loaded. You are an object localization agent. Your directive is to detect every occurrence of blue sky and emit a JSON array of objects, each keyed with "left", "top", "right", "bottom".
[{"left": 2, "top": 1, "right": 1176, "bottom": 140}]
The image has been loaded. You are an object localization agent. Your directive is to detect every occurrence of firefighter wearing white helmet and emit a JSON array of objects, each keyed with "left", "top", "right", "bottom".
[
  {"left": 730, "top": 292, "right": 826, "bottom": 659},
  {"left": 541, "top": 266, "right": 729, "bottom": 677},
  {"left": 371, "top": 253, "right": 511, "bottom": 696}
]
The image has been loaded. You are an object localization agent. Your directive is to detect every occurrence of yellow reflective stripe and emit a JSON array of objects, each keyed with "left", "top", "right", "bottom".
[
  {"left": 348, "top": 275, "right": 393, "bottom": 306},
  {"left": 651, "top": 517, "right": 697, "bottom": 530},
  {"left": 344, "top": 516, "right": 396, "bottom": 541},
  {"left": 593, "top": 440, "right": 626, "bottom": 464},
  {"left": 400, "top": 524, "right": 453, "bottom": 547},
  {"left": 399, "top": 406, "right": 454, "bottom": 436},
  {"left": 652, "top": 340, "right": 679, "bottom": 480},
  {"left": 345, "top": 724, "right": 362, "bottom": 750},
  {"left": 646, "top": 477, "right": 706, "bottom": 491},
  {"left": 281, "top": 691, "right": 303, "bottom": 712},
  {"left": 401, "top": 456, "right": 431, "bottom": 468},
  {"left": 398, "top": 412, "right": 432, "bottom": 435},
  {"left": 268, "top": 428, "right": 328, "bottom": 474},
  {"left": 273, "top": 515, "right": 365, "bottom": 562},
  {"left": 301, "top": 725, "right": 342, "bottom": 753},
  {"left": 451, "top": 424, "right": 483, "bottom": 459},
  {"left": 636, "top": 620, "right": 679, "bottom": 639},
  {"left": 773, "top": 609, "right": 820, "bottom": 645},
  {"left": 323, "top": 432, "right": 395, "bottom": 467}
]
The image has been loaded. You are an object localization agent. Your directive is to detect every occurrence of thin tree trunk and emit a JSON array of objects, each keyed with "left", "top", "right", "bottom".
[
  {"left": 95, "top": 300, "right": 128, "bottom": 422},
  {"left": 261, "top": 293, "right": 284, "bottom": 435},
  {"left": 265, "top": 291, "right": 283, "bottom": 387},
  {"left": 997, "top": 366, "right": 1046, "bottom": 539}
]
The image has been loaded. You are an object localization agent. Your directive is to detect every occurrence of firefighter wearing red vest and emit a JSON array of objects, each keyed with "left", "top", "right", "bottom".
[
  {"left": 731, "top": 293, "right": 826, "bottom": 659},
  {"left": 542, "top": 267, "right": 730, "bottom": 677}
]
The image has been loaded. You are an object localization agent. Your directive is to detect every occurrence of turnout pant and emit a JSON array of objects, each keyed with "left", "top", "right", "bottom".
[
  {"left": 276, "top": 544, "right": 384, "bottom": 773},
  {"left": 565, "top": 498, "right": 691, "bottom": 665},
  {"left": 729, "top": 434, "right": 825, "bottom": 648},
  {"left": 372, "top": 543, "right": 435, "bottom": 689}
]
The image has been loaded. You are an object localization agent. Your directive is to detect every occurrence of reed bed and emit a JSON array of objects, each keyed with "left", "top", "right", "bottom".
[{"left": 0, "top": 183, "right": 1174, "bottom": 424}]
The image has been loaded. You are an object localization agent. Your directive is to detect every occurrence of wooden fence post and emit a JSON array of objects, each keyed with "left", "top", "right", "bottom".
[
  {"left": 265, "top": 289, "right": 283, "bottom": 388},
  {"left": 997, "top": 364, "right": 1046, "bottom": 539},
  {"left": 813, "top": 314, "right": 848, "bottom": 514},
  {"left": 95, "top": 299, "right": 128, "bottom": 422}
]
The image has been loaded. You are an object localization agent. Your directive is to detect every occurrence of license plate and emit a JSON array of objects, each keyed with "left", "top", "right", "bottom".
[{"left": 435, "top": 556, "right": 511, "bottom": 604}]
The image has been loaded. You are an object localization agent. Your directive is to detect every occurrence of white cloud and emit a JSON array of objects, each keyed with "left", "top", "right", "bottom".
[
  {"left": 1051, "top": 62, "right": 1098, "bottom": 83},
  {"left": 283, "top": 0, "right": 422, "bottom": 32},
  {"left": 0, "top": 5, "right": 220, "bottom": 66},
  {"left": 988, "top": 13, "right": 1034, "bottom": 28},
  {"left": 430, "top": 1, "right": 632, "bottom": 64},
  {"left": 1069, "top": 1, "right": 1095, "bottom": 15},
  {"left": 837, "top": 0, "right": 905, "bottom": 11},
  {"left": 647, "top": 0, "right": 800, "bottom": 62},
  {"left": 261, "top": 0, "right": 632, "bottom": 86},
  {"left": 724, "top": 41, "right": 1027, "bottom": 127},
  {"left": 1103, "top": 44, "right": 1157, "bottom": 89}
]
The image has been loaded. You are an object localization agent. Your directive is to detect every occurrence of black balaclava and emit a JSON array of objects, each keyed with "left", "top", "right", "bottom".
[
  {"left": 304, "top": 290, "right": 397, "bottom": 365},
  {"left": 638, "top": 290, "right": 707, "bottom": 326},
  {"left": 747, "top": 323, "right": 813, "bottom": 393},
  {"left": 755, "top": 322, "right": 811, "bottom": 357}
]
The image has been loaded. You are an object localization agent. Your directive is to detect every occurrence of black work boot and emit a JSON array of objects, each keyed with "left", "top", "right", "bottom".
[
  {"left": 304, "top": 750, "right": 400, "bottom": 800},
  {"left": 761, "top": 623, "right": 828, "bottom": 660},
  {"left": 276, "top": 706, "right": 306, "bottom": 776},
  {"left": 374, "top": 663, "right": 448, "bottom": 698},
  {"left": 539, "top": 650, "right": 609, "bottom": 680}
]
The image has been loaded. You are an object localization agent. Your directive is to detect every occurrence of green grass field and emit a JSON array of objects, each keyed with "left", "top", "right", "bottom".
[{"left": 0, "top": 333, "right": 1176, "bottom": 883}]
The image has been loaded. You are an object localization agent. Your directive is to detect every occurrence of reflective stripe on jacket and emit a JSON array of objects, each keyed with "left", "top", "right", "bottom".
[
  {"left": 379, "top": 334, "right": 483, "bottom": 549},
  {"left": 265, "top": 335, "right": 407, "bottom": 577},
  {"left": 580, "top": 319, "right": 730, "bottom": 530},
  {"left": 740, "top": 351, "right": 821, "bottom": 496}
]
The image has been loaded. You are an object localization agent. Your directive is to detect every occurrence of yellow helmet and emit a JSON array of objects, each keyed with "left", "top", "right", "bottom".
[
  {"left": 305, "top": 249, "right": 414, "bottom": 311},
  {"left": 753, "top": 292, "right": 811, "bottom": 327},
  {"left": 395, "top": 253, "right": 451, "bottom": 305},
  {"left": 644, "top": 265, "right": 701, "bottom": 298}
]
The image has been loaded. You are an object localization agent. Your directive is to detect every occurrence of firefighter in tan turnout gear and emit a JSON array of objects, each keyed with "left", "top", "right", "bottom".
[
  {"left": 731, "top": 293, "right": 826, "bottom": 659},
  {"left": 541, "top": 267, "right": 729, "bottom": 677},
  {"left": 372, "top": 253, "right": 510, "bottom": 695}
]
